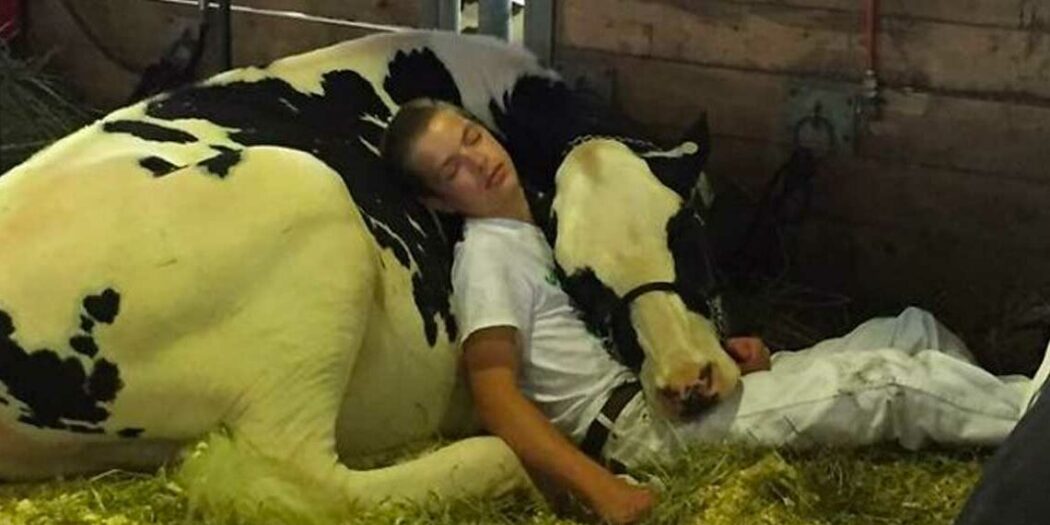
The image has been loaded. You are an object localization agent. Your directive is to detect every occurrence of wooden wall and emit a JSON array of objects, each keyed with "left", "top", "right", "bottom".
[
  {"left": 22, "top": 0, "right": 1050, "bottom": 366},
  {"left": 26, "top": 0, "right": 417, "bottom": 107},
  {"left": 553, "top": 0, "right": 1050, "bottom": 369}
]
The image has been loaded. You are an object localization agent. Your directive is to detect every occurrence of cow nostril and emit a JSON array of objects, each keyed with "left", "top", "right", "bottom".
[
  {"left": 697, "top": 363, "right": 714, "bottom": 393},
  {"left": 681, "top": 388, "right": 717, "bottom": 417}
]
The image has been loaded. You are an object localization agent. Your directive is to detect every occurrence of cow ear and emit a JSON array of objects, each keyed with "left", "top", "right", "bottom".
[
  {"left": 641, "top": 113, "right": 712, "bottom": 199},
  {"left": 679, "top": 112, "right": 711, "bottom": 161}
]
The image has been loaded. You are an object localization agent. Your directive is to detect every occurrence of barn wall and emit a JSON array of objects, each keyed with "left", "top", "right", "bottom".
[
  {"left": 554, "top": 0, "right": 1050, "bottom": 369},
  {"left": 25, "top": 0, "right": 418, "bottom": 107}
]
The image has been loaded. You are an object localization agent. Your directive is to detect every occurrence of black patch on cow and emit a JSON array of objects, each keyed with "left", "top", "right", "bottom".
[
  {"left": 558, "top": 267, "right": 645, "bottom": 371},
  {"left": 69, "top": 335, "right": 99, "bottom": 357},
  {"left": 139, "top": 156, "right": 180, "bottom": 177},
  {"left": 0, "top": 309, "right": 12, "bottom": 337},
  {"left": 118, "top": 427, "right": 144, "bottom": 438},
  {"left": 492, "top": 75, "right": 640, "bottom": 198},
  {"left": 102, "top": 120, "right": 197, "bottom": 144},
  {"left": 665, "top": 205, "right": 752, "bottom": 337},
  {"left": 665, "top": 208, "right": 718, "bottom": 317},
  {"left": 83, "top": 289, "right": 120, "bottom": 324},
  {"left": 0, "top": 291, "right": 126, "bottom": 435},
  {"left": 0, "top": 396, "right": 8, "bottom": 406},
  {"left": 88, "top": 360, "right": 121, "bottom": 402},
  {"left": 144, "top": 57, "right": 465, "bottom": 345},
  {"left": 199, "top": 146, "right": 242, "bottom": 178},
  {"left": 384, "top": 48, "right": 462, "bottom": 106},
  {"left": 80, "top": 315, "right": 95, "bottom": 333}
]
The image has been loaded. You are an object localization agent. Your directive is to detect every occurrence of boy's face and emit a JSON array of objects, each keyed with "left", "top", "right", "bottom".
[{"left": 407, "top": 109, "right": 525, "bottom": 219}]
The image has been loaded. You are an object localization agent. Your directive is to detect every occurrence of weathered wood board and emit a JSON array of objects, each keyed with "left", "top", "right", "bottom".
[
  {"left": 559, "top": 0, "right": 1050, "bottom": 100},
  {"left": 26, "top": 0, "right": 409, "bottom": 106}
]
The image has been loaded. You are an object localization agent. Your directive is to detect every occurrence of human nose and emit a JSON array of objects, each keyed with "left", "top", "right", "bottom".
[{"left": 462, "top": 147, "right": 488, "bottom": 176}]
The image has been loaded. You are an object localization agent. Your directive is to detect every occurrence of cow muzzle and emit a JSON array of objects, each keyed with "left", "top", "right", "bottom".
[{"left": 657, "top": 362, "right": 720, "bottom": 418}]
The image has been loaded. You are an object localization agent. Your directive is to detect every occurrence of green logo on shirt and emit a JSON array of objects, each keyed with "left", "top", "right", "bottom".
[{"left": 544, "top": 270, "right": 560, "bottom": 288}]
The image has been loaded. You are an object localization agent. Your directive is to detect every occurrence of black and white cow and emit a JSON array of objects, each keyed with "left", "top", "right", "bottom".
[{"left": 0, "top": 31, "right": 738, "bottom": 521}]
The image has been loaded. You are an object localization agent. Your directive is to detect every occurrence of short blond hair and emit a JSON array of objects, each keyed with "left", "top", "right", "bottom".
[{"left": 381, "top": 99, "right": 477, "bottom": 196}]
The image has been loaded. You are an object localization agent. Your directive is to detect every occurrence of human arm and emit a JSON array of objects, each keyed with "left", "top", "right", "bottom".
[
  {"left": 463, "top": 326, "right": 655, "bottom": 524},
  {"left": 724, "top": 336, "right": 771, "bottom": 374}
]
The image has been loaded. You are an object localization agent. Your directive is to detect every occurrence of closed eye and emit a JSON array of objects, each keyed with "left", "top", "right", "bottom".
[{"left": 464, "top": 125, "right": 481, "bottom": 146}]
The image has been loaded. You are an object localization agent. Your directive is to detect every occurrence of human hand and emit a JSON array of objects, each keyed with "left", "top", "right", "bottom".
[
  {"left": 589, "top": 478, "right": 657, "bottom": 524},
  {"left": 724, "top": 336, "right": 771, "bottom": 375}
]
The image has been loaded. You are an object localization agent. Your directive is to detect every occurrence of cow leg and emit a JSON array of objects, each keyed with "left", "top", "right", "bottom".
[
  {"left": 166, "top": 178, "right": 530, "bottom": 521},
  {"left": 167, "top": 179, "right": 378, "bottom": 523}
]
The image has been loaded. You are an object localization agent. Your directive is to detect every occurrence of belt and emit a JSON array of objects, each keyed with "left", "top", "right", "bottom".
[{"left": 579, "top": 380, "right": 642, "bottom": 473}]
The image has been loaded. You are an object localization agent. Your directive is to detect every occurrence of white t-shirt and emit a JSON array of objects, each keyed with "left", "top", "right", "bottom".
[{"left": 452, "top": 217, "right": 635, "bottom": 443}]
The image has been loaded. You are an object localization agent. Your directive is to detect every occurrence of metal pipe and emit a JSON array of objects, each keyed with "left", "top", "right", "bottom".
[
  {"left": 524, "top": 0, "right": 554, "bottom": 66},
  {"left": 479, "top": 0, "right": 511, "bottom": 41},
  {"left": 217, "top": 0, "right": 231, "bottom": 69},
  {"left": 437, "top": 0, "right": 461, "bottom": 32},
  {"left": 143, "top": 0, "right": 411, "bottom": 33},
  {"left": 863, "top": 0, "right": 878, "bottom": 72}
]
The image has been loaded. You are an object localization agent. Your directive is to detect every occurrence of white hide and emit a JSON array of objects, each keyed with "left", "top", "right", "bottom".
[
  {"left": 552, "top": 139, "right": 740, "bottom": 414},
  {"left": 0, "top": 32, "right": 546, "bottom": 521}
]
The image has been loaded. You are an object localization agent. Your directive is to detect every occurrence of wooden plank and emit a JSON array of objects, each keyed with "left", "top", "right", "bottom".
[
  {"left": 558, "top": 0, "right": 1050, "bottom": 100},
  {"left": 26, "top": 0, "right": 383, "bottom": 108},
  {"left": 699, "top": 135, "right": 1050, "bottom": 258},
  {"left": 653, "top": 0, "right": 1050, "bottom": 31},
  {"left": 235, "top": 0, "right": 420, "bottom": 27},
  {"left": 706, "top": 136, "right": 1050, "bottom": 373},
  {"left": 790, "top": 218, "right": 1050, "bottom": 373},
  {"left": 27, "top": 0, "right": 157, "bottom": 107},
  {"left": 556, "top": 48, "right": 1050, "bottom": 182},
  {"left": 693, "top": 139, "right": 1050, "bottom": 372}
]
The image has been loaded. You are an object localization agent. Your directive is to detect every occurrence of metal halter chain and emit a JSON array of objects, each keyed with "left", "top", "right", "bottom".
[
  {"left": 560, "top": 134, "right": 660, "bottom": 159},
  {"left": 681, "top": 188, "right": 733, "bottom": 341}
]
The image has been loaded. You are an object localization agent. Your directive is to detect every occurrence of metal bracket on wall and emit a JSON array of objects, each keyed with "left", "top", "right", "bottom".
[
  {"left": 523, "top": 0, "right": 554, "bottom": 66},
  {"left": 783, "top": 81, "right": 861, "bottom": 156}
]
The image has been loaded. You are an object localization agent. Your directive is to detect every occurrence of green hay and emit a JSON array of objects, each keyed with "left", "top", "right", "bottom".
[{"left": 0, "top": 444, "right": 985, "bottom": 524}]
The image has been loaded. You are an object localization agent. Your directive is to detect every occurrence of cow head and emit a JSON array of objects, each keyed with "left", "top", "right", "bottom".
[
  {"left": 488, "top": 76, "right": 740, "bottom": 418},
  {"left": 551, "top": 134, "right": 740, "bottom": 419}
]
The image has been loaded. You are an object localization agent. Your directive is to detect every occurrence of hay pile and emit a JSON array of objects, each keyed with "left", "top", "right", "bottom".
[
  {"left": 0, "top": 43, "right": 97, "bottom": 173},
  {"left": 0, "top": 444, "right": 984, "bottom": 524}
]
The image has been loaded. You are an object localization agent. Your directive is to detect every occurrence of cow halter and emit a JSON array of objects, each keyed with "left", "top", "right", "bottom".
[
  {"left": 608, "top": 280, "right": 729, "bottom": 371},
  {"left": 604, "top": 192, "right": 731, "bottom": 370}
]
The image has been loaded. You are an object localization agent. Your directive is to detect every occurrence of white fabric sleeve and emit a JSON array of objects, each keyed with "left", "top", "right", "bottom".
[{"left": 451, "top": 237, "right": 534, "bottom": 345}]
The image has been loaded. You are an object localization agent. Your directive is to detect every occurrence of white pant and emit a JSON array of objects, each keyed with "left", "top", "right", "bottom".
[{"left": 603, "top": 307, "right": 1034, "bottom": 469}]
